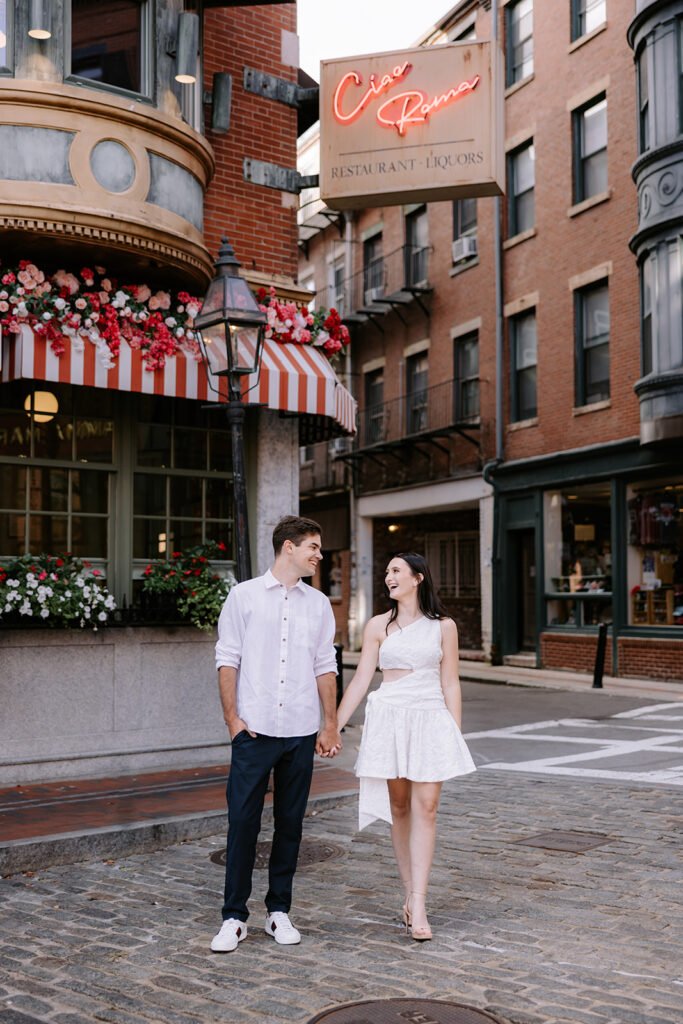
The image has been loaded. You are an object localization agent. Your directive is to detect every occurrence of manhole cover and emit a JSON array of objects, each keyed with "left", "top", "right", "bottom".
[
  {"left": 209, "top": 837, "right": 344, "bottom": 869},
  {"left": 306, "top": 998, "right": 505, "bottom": 1023},
  {"left": 512, "top": 830, "right": 611, "bottom": 853}
]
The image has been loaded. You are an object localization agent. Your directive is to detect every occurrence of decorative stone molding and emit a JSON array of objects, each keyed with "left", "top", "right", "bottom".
[{"left": 0, "top": 79, "right": 215, "bottom": 284}]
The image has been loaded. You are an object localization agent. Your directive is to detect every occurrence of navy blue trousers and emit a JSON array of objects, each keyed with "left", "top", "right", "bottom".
[{"left": 221, "top": 731, "right": 317, "bottom": 922}]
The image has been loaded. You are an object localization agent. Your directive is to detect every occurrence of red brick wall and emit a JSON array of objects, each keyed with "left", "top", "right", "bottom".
[
  {"left": 203, "top": 3, "right": 298, "bottom": 279},
  {"left": 541, "top": 631, "right": 683, "bottom": 681},
  {"left": 618, "top": 637, "right": 683, "bottom": 681},
  {"left": 500, "top": 1, "right": 640, "bottom": 461},
  {"left": 541, "top": 631, "right": 613, "bottom": 676}
]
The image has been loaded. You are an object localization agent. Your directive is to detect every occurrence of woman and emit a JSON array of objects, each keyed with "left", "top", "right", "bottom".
[{"left": 335, "top": 552, "right": 475, "bottom": 941}]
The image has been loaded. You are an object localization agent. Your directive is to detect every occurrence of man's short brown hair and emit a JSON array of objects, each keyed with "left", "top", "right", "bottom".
[{"left": 272, "top": 515, "right": 322, "bottom": 555}]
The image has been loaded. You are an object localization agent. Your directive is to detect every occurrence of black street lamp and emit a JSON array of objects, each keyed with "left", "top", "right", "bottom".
[{"left": 195, "top": 237, "right": 267, "bottom": 583}]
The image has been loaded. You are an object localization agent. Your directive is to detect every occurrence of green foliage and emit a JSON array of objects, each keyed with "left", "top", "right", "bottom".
[
  {"left": 0, "top": 552, "right": 116, "bottom": 629},
  {"left": 140, "top": 540, "right": 234, "bottom": 632}
]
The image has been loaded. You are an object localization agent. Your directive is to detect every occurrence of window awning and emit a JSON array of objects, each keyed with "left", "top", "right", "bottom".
[{"left": 1, "top": 326, "right": 356, "bottom": 435}]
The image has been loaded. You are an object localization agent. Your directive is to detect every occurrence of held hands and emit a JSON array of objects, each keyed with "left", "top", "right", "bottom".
[{"left": 316, "top": 724, "right": 343, "bottom": 758}]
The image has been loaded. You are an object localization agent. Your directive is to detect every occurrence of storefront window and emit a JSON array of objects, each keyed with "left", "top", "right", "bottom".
[
  {"left": 627, "top": 479, "right": 683, "bottom": 627},
  {"left": 0, "top": 386, "right": 113, "bottom": 563},
  {"left": 544, "top": 484, "right": 612, "bottom": 627},
  {"left": 320, "top": 550, "right": 343, "bottom": 600},
  {"left": 0, "top": 0, "right": 9, "bottom": 71}
]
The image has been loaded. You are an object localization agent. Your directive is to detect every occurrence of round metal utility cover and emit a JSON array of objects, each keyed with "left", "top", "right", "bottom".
[
  {"left": 306, "top": 999, "right": 506, "bottom": 1024},
  {"left": 209, "top": 837, "right": 345, "bottom": 869}
]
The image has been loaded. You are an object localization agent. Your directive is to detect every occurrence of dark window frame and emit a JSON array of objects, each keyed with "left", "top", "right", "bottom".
[
  {"left": 505, "top": 0, "right": 533, "bottom": 87},
  {"left": 364, "top": 367, "right": 385, "bottom": 445},
  {"left": 66, "top": 0, "right": 154, "bottom": 104},
  {"left": 573, "top": 93, "right": 607, "bottom": 204},
  {"left": 510, "top": 308, "right": 538, "bottom": 422},
  {"left": 405, "top": 205, "right": 429, "bottom": 286},
  {"left": 405, "top": 351, "right": 429, "bottom": 435},
  {"left": 571, "top": 0, "right": 607, "bottom": 42},
  {"left": 641, "top": 254, "right": 653, "bottom": 377},
  {"left": 637, "top": 43, "right": 649, "bottom": 154},
  {"left": 454, "top": 331, "right": 480, "bottom": 422},
  {"left": 507, "top": 141, "right": 535, "bottom": 237},
  {"left": 575, "top": 279, "right": 610, "bottom": 406}
]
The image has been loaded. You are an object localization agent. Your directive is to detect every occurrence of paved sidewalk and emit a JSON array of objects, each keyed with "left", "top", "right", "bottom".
[
  {"left": 0, "top": 761, "right": 359, "bottom": 877},
  {"left": 1, "top": 767, "right": 680, "bottom": 1024}
]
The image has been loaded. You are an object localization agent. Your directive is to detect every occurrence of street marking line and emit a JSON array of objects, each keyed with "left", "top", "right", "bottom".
[{"left": 481, "top": 763, "right": 683, "bottom": 785}]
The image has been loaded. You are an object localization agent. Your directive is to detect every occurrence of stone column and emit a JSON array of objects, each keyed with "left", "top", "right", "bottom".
[{"left": 249, "top": 408, "right": 299, "bottom": 576}]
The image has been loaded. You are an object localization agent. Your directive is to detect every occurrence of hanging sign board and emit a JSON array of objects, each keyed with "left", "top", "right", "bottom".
[{"left": 320, "top": 41, "right": 505, "bottom": 210}]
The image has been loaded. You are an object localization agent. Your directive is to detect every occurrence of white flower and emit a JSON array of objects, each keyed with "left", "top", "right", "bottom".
[
  {"left": 54, "top": 297, "right": 66, "bottom": 310},
  {"left": 82, "top": 585, "right": 91, "bottom": 599},
  {"left": 105, "top": 595, "right": 116, "bottom": 610},
  {"left": 42, "top": 311, "right": 52, "bottom": 321},
  {"left": 4, "top": 604, "right": 11, "bottom": 613},
  {"left": 16, "top": 286, "right": 25, "bottom": 296},
  {"left": 112, "top": 290, "right": 127, "bottom": 309},
  {"left": 0, "top": 290, "right": 7, "bottom": 300},
  {"left": 83, "top": 607, "right": 91, "bottom": 616},
  {"left": 20, "top": 602, "right": 32, "bottom": 616},
  {"left": 98, "top": 611, "right": 107, "bottom": 621},
  {"left": 123, "top": 306, "right": 131, "bottom": 317},
  {"left": 7, "top": 579, "right": 19, "bottom": 588},
  {"left": 40, "top": 607, "right": 50, "bottom": 618},
  {"left": 164, "top": 317, "right": 177, "bottom": 328},
  {"left": 64, "top": 589, "right": 72, "bottom": 598}
]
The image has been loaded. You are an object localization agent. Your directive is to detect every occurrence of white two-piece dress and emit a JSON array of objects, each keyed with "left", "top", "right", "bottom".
[{"left": 354, "top": 615, "right": 476, "bottom": 829}]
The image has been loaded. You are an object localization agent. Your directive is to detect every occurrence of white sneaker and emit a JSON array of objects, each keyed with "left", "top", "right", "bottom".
[
  {"left": 210, "top": 918, "right": 247, "bottom": 952},
  {"left": 264, "top": 911, "right": 301, "bottom": 945}
]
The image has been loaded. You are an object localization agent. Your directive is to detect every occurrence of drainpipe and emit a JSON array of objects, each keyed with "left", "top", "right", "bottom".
[
  {"left": 486, "top": 0, "right": 504, "bottom": 665},
  {"left": 344, "top": 211, "right": 360, "bottom": 649},
  {"left": 492, "top": 0, "right": 503, "bottom": 464}
]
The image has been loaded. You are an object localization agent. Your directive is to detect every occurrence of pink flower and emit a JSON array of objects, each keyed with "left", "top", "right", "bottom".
[
  {"left": 54, "top": 270, "right": 80, "bottom": 295},
  {"left": 101, "top": 278, "right": 112, "bottom": 293},
  {"left": 95, "top": 265, "right": 106, "bottom": 275},
  {"left": 153, "top": 290, "right": 171, "bottom": 310},
  {"left": 148, "top": 295, "right": 160, "bottom": 311},
  {"left": 136, "top": 284, "right": 151, "bottom": 303},
  {"left": 99, "top": 291, "right": 110, "bottom": 305},
  {"left": 0, "top": 301, "right": 8, "bottom": 312},
  {"left": 75, "top": 297, "right": 87, "bottom": 310},
  {"left": 17, "top": 270, "right": 36, "bottom": 290}
]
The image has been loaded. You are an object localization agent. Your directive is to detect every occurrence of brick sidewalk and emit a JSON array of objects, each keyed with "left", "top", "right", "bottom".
[{"left": 0, "top": 768, "right": 680, "bottom": 1024}]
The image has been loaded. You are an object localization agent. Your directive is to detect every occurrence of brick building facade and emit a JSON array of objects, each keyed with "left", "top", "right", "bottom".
[{"left": 298, "top": 0, "right": 683, "bottom": 681}]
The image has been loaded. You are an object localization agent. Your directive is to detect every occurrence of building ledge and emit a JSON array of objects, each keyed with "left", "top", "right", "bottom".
[
  {"left": 573, "top": 398, "right": 612, "bottom": 416},
  {"left": 568, "top": 189, "right": 612, "bottom": 218},
  {"left": 507, "top": 416, "right": 538, "bottom": 431},
  {"left": 503, "top": 227, "right": 537, "bottom": 250},
  {"left": 568, "top": 21, "right": 608, "bottom": 54}
]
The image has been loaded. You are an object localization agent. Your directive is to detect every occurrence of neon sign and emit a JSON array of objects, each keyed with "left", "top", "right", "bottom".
[
  {"left": 332, "top": 60, "right": 481, "bottom": 136},
  {"left": 332, "top": 62, "right": 412, "bottom": 125}
]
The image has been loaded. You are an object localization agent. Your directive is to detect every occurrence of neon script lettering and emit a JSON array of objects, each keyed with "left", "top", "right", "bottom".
[
  {"left": 332, "top": 61, "right": 480, "bottom": 135},
  {"left": 333, "top": 62, "right": 412, "bottom": 124},
  {"left": 376, "top": 76, "right": 481, "bottom": 135}
]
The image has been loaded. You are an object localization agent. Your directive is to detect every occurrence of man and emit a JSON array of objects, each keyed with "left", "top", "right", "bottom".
[{"left": 211, "top": 515, "right": 342, "bottom": 953}]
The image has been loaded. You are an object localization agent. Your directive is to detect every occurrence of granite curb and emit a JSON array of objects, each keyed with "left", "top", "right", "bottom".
[{"left": 0, "top": 791, "right": 358, "bottom": 878}]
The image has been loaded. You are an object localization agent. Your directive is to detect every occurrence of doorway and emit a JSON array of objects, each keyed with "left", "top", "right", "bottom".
[{"left": 513, "top": 528, "right": 536, "bottom": 651}]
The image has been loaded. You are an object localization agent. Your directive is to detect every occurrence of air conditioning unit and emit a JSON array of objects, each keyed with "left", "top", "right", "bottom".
[
  {"left": 452, "top": 236, "right": 478, "bottom": 263},
  {"left": 329, "top": 436, "right": 350, "bottom": 455},
  {"left": 364, "top": 286, "right": 384, "bottom": 304}
]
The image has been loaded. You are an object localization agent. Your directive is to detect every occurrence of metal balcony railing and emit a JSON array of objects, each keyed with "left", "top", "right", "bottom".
[
  {"left": 356, "top": 377, "right": 479, "bottom": 448},
  {"left": 307, "top": 244, "right": 431, "bottom": 321}
]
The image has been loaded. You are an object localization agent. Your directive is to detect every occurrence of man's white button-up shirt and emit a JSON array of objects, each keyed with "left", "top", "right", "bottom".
[{"left": 215, "top": 569, "right": 338, "bottom": 738}]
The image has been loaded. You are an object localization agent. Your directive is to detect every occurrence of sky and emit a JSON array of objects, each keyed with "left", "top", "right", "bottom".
[{"left": 297, "top": 0, "right": 455, "bottom": 81}]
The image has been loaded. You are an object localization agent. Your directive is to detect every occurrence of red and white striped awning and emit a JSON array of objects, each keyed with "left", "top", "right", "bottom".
[{"left": 0, "top": 326, "right": 356, "bottom": 435}]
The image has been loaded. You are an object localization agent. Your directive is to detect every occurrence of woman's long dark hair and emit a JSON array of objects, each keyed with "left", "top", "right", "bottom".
[{"left": 385, "top": 551, "right": 448, "bottom": 631}]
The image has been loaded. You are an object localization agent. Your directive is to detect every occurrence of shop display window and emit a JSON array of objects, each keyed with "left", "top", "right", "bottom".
[
  {"left": 544, "top": 484, "right": 612, "bottom": 628},
  {"left": 627, "top": 479, "right": 683, "bottom": 627}
]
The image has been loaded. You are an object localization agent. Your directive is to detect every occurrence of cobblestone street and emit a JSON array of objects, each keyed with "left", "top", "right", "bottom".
[{"left": 1, "top": 764, "right": 681, "bottom": 1024}]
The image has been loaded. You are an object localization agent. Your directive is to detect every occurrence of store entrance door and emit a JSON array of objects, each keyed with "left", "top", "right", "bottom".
[{"left": 514, "top": 528, "right": 536, "bottom": 652}]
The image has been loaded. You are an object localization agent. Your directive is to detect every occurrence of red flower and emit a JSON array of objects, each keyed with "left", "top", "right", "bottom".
[
  {"left": 56, "top": 558, "right": 64, "bottom": 567},
  {"left": 218, "top": 541, "right": 226, "bottom": 551}
]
